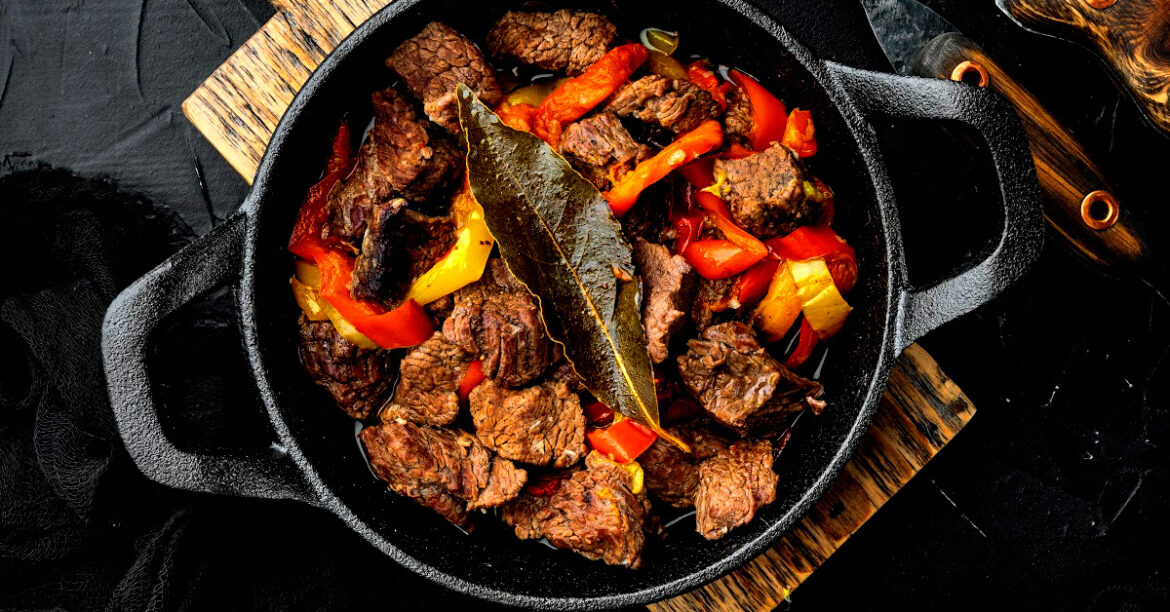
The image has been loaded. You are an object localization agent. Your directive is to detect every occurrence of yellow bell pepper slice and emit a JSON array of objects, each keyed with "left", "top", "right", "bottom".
[
  {"left": 404, "top": 186, "right": 494, "bottom": 305},
  {"left": 787, "top": 258, "right": 852, "bottom": 339},
  {"left": 751, "top": 264, "right": 802, "bottom": 342},
  {"left": 622, "top": 460, "right": 645, "bottom": 495},
  {"left": 290, "top": 263, "right": 379, "bottom": 349}
]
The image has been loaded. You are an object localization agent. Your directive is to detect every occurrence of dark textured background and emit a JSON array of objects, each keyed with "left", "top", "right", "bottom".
[{"left": 0, "top": 0, "right": 1167, "bottom": 610}]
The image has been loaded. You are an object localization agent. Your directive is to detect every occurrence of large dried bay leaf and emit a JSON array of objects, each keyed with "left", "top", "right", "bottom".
[{"left": 456, "top": 85, "right": 682, "bottom": 449}]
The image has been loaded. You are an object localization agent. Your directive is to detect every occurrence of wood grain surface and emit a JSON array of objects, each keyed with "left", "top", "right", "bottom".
[
  {"left": 912, "top": 32, "right": 1152, "bottom": 274},
  {"left": 182, "top": 1, "right": 977, "bottom": 608},
  {"left": 998, "top": 0, "right": 1170, "bottom": 135}
]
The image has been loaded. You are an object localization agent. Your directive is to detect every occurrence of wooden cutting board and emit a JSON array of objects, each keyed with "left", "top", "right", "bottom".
[{"left": 182, "top": 1, "right": 977, "bottom": 609}]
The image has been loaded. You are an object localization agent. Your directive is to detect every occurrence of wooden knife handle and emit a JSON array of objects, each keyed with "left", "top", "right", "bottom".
[
  {"left": 997, "top": 0, "right": 1170, "bottom": 136},
  {"left": 911, "top": 32, "right": 1150, "bottom": 272}
]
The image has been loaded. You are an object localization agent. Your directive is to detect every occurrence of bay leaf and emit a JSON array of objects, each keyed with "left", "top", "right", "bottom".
[{"left": 456, "top": 85, "right": 685, "bottom": 450}]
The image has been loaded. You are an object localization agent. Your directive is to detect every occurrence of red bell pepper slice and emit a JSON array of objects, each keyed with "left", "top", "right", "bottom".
[
  {"left": 686, "top": 61, "right": 728, "bottom": 109},
  {"left": 314, "top": 250, "right": 434, "bottom": 349},
  {"left": 722, "top": 142, "right": 755, "bottom": 159},
  {"left": 728, "top": 70, "right": 787, "bottom": 151},
  {"left": 781, "top": 108, "right": 817, "bottom": 158},
  {"left": 289, "top": 121, "right": 354, "bottom": 259},
  {"left": 607, "top": 120, "right": 723, "bottom": 216},
  {"left": 785, "top": 317, "right": 819, "bottom": 369},
  {"left": 534, "top": 44, "right": 649, "bottom": 146},
  {"left": 458, "top": 360, "right": 486, "bottom": 401},
  {"left": 586, "top": 418, "right": 658, "bottom": 463},
  {"left": 525, "top": 471, "right": 568, "bottom": 497},
  {"left": 734, "top": 258, "right": 782, "bottom": 310},
  {"left": 672, "top": 209, "right": 705, "bottom": 255},
  {"left": 683, "top": 239, "right": 764, "bottom": 280},
  {"left": 766, "top": 225, "right": 858, "bottom": 293}
]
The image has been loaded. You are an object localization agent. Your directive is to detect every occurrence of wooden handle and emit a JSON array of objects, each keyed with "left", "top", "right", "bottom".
[
  {"left": 911, "top": 32, "right": 1150, "bottom": 272},
  {"left": 997, "top": 0, "right": 1170, "bottom": 135}
]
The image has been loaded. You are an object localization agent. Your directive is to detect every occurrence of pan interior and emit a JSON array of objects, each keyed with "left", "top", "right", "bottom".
[{"left": 245, "top": 0, "right": 892, "bottom": 604}]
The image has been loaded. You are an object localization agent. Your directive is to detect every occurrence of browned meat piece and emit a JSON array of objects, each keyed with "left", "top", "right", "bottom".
[
  {"left": 360, "top": 421, "right": 527, "bottom": 526},
  {"left": 677, "top": 322, "right": 825, "bottom": 435},
  {"left": 349, "top": 204, "right": 456, "bottom": 307},
  {"left": 547, "top": 359, "right": 585, "bottom": 392},
  {"left": 469, "top": 379, "right": 585, "bottom": 468},
  {"left": 695, "top": 439, "right": 778, "bottom": 540},
  {"left": 386, "top": 22, "right": 502, "bottom": 134},
  {"left": 503, "top": 451, "right": 648, "bottom": 567},
  {"left": 633, "top": 239, "right": 696, "bottom": 363},
  {"left": 324, "top": 89, "right": 459, "bottom": 245},
  {"left": 639, "top": 421, "right": 730, "bottom": 507},
  {"left": 381, "top": 332, "right": 472, "bottom": 426},
  {"left": 443, "top": 259, "right": 556, "bottom": 387},
  {"left": 559, "top": 113, "right": 650, "bottom": 190},
  {"left": 487, "top": 9, "right": 617, "bottom": 76},
  {"left": 691, "top": 276, "right": 734, "bottom": 331},
  {"left": 605, "top": 75, "right": 722, "bottom": 134},
  {"left": 297, "top": 316, "right": 394, "bottom": 419},
  {"left": 723, "top": 85, "right": 753, "bottom": 143},
  {"left": 714, "top": 143, "right": 820, "bottom": 238}
]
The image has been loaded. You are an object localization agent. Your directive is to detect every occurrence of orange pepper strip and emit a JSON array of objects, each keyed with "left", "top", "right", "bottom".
[
  {"left": 683, "top": 239, "right": 766, "bottom": 280},
  {"left": 728, "top": 69, "right": 787, "bottom": 151},
  {"left": 781, "top": 108, "right": 817, "bottom": 157},
  {"left": 606, "top": 120, "right": 724, "bottom": 217},
  {"left": 458, "top": 360, "right": 486, "bottom": 400},
  {"left": 686, "top": 61, "right": 727, "bottom": 109},
  {"left": 533, "top": 44, "right": 649, "bottom": 146},
  {"left": 496, "top": 101, "right": 537, "bottom": 132}
]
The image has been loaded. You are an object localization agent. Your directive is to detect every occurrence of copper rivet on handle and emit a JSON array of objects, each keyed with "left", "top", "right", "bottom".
[
  {"left": 1080, "top": 190, "right": 1120, "bottom": 230},
  {"left": 950, "top": 61, "right": 990, "bottom": 88},
  {"left": 1087, "top": 0, "right": 1117, "bottom": 9}
]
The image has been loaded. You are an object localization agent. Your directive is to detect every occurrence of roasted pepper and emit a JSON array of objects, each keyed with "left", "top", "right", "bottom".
[
  {"left": 766, "top": 225, "right": 857, "bottom": 293},
  {"left": 458, "top": 360, "right": 486, "bottom": 401},
  {"left": 404, "top": 182, "right": 494, "bottom": 305},
  {"left": 751, "top": 262, "right": 802, "bottom": 342},
  {"left": 785, "top": 317, "right": 819, "bottom": 369},
  {"left": 671, "top": 208, "right": 706, "bottom": 255},
  {"left": 582, "top": 401, "right": 616, "bottom": 428},
  {"left": 687, "top": 61, "right": 728, "bottom": 109},
  {"left": 288, "top": 122, "right": 354, "bottom": 260},
  {"left": 780, "top": 108, "right": 817, "bottom": 158},
  {"left": 788, "top": 258, "right": 852, "bottom": 339},
  {"left": 496, "top": 100, "right": 538, "bottom": 132},
  {"left": 312, "top": 249, "right": 434, "bottom": 349},
  {"left": 730, "top": 258, "right": 781, "bottom": 311},
  {"left": 683, "top": 239, "right": 765, "bottom": 280},
  {"left": 606, "top": 119, "right": 724, "bottom": 216},
  {"left": 586, "top": 416, "right": 658, "bottom": 464},
  {"left": 534, "top": 44, "right": 649, "bottom": 146},
  {"left": 728, "top": 69, "right": 788, "bottom": 151}
]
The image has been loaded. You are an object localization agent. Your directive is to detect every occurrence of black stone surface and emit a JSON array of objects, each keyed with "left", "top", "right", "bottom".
[{"left": 0, "top": 0, "right": 1166, "bottom": 610}]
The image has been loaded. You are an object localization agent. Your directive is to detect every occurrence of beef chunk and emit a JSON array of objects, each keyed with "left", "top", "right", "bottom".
[
  {"left": 639, "top": 421, "right": 730, "bottom": 507},
  {"left": 324, "top": 89, "right": 459, "bottom": 245},
  {"left": 677, "top": 322, "right": 824, "bottom": 435},
  {"left": 691, "top": 276, "right": 734, "bottom": 331},
  {"left": 360, "top": 421, "right": 527, "bottom": 526},
  {"left": 387, "top": 22, "right": 502, "bottom": 134},
  {"left": 633, "top": 239, "right": 696, "bottom": 363},
  {"left": 381, "top": 332, "right": 473, "bottom": 427},
  {"left": 695, "top": 439, "right": 778, "bottom": 540},
  {"left": 469, "top": 379, "right": 585, "bottom": 468},
  {"left": 443, "top": 259, "right": 556, "bottom": 387},
  {"left": 559, "top": 113, "right": 650, "bottom": 190},
  {"left": 714, "top": 143, "right": 820, "bottom": 238},
  {"left": 503, "top": 451, "right": 648, "bottom": 567},
  {"left": 723, "top": 85, "right": 753, "bottom": 143},
  {"left": 487, "top": 10, "right": 617, "bottom": 76},
  {"left": 297, "top": 316, "right": 394, "bottom": 420},
  {"left": 349, "top": 204, "right": 456, "bottom": 307},
  {"left": 606, "top": 75, "right": 722, "bottom": 134}
]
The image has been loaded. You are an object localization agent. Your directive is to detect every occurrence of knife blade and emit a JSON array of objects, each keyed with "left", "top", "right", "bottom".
[{"left": 860, "top": 0, "right": 1159, "bottom": 284}]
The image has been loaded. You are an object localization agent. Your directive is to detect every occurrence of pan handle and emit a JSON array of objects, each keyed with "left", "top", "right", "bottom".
[
  {"left": 825, "top": 62, "right": 1044, "bottom": 350},
  {"left": 101, "top": 213, "right": 317, "bottom": 505}
]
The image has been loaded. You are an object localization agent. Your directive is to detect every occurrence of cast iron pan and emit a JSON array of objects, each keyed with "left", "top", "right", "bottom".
[{"left": 101, "top": 0, "right": 1043, "bottom": 608}]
